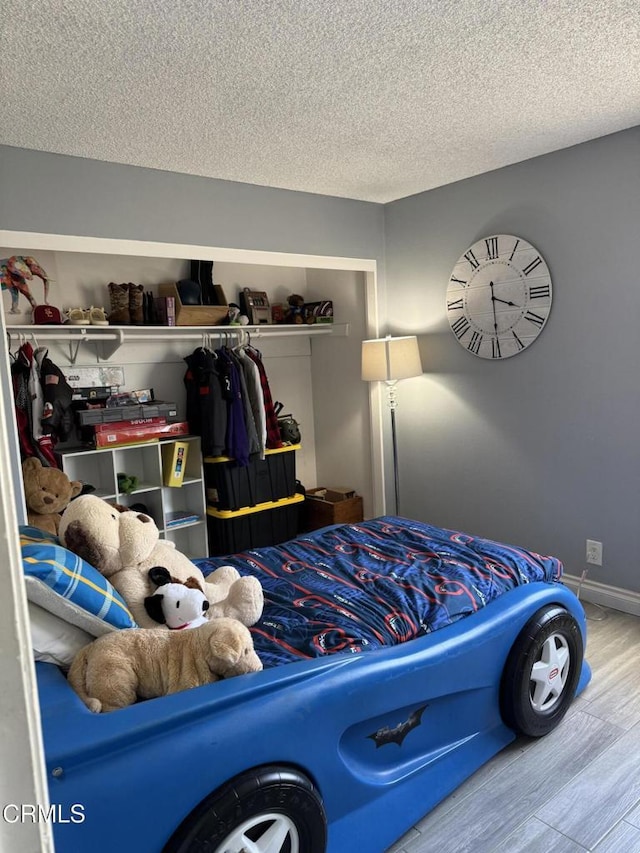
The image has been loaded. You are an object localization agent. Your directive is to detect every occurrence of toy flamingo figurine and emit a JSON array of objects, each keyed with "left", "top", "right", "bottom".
[{"left": 0, "top": 255, "right": 51, "bottom": 313}]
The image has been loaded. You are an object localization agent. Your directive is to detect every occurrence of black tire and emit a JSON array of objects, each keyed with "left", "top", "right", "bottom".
[
  {"left": 500, "top": 605, "right": 583, "bottom": 737},
  {"left": 163, "top": 765, "right": 327, "bottom": 853}
]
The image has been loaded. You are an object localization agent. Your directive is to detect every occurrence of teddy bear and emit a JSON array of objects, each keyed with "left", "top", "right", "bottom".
[
  {"left": 67, "top": 617, "right": 263, "bottom": 712},
  {"left": 22, "top": 457, "right": 83, "bottom": 535},
  {"left": 143, "top": 567, "right": 210, "bottom": 630},
  {"left": 284, "top": 293, "right": 308, "bottom": 324},
  {"left": 58, "top": 494, "right": 263, "bottom": 630}
]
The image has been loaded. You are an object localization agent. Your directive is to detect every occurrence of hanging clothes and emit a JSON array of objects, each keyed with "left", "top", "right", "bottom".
[
  {"left": 39, "top": 352, "right": 75, "bottom": 444},
  {"left": 29, "top": 347, "right": 47, "bottom": 443},
  {"left": 183, "top": 340, "right": 282, "bottom": 464},
  {"left": 235, "top": 345, "right": 266, "bottom": 458},
  {"left": 227, "top": 347, "right": 260, "bottom": 456},
  {"left": 183, "top": 347, "right": 227, "bottom": 457},
  {"left": 10, "top": 342, "right": 58, "bottom": 467},
  {"left": 244, "top": 347, "right": 284, "bottom": 450},
  {"left": 217, "top": 347, "right": 250, "bottom": 466},
  {"left": 11, "top": 341, "right": 40, "bottom": 460}
]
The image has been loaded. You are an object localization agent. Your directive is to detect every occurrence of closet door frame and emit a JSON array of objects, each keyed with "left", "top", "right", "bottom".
[{"left": 0, "top": 229, "right": 384, "bottom": 516}]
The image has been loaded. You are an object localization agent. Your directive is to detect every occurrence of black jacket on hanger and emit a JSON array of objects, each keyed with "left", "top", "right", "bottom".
[{"left": 183, "top": 347, "right": 227, "bottom": 457}]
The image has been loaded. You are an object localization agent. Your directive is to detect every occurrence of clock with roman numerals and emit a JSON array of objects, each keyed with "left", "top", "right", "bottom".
[{"left": 446, "top": 234, "right": 552, "bottom": 359}]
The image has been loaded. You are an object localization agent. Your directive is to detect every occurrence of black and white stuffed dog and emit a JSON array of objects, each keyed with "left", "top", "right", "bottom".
[{"left": 144, "top": 566, "right": 210, "bottom": 630}]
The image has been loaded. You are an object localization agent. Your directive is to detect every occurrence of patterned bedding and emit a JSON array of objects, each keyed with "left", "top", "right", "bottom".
[{"left": 195, "top": 516, "right": 563, "bottom": 669}]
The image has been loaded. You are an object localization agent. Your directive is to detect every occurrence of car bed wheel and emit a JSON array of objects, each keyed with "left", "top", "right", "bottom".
[
  {"left": 163, "top": 765, "right": 327, "bottom": 853},
  {"left": 500, "top": 605, "right": 583, "bottom": 738}
]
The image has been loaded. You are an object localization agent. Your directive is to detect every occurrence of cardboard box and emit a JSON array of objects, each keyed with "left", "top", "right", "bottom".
[
  {"left": 94, "top": 416, "right": 169, "bottom": 433},
  {"left": 303, "top": 487, "right": 363, "bottom": 531},
  {"left": 94, "top": 421, "right": 189, "bottom": 448},
  {"left": 159, "top": 283, "right": 228, "bottom": 326},
  {"left": 323, "top": 488, "right": 356, "bottom": 502},
  {"left": 64, "top": 366, "right": 125, "bottom": 388}
]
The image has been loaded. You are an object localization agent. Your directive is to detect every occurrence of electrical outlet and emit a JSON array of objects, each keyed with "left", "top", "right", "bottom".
[{"left": 586, "top": 539, "right": 603, "bottom": 566}]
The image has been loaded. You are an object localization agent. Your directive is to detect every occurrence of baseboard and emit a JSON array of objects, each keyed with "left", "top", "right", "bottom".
[{"left": 563, "top": 573, "right": 640, "bottom": 617}]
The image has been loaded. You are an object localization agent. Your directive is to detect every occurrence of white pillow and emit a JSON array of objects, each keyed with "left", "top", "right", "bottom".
[{"left": 28, "top": 601, "right": 94, "bottom": 669}]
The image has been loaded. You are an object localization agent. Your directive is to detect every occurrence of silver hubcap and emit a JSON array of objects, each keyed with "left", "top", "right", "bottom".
[
  {"left": 530, "top": 632, "right": 570, "bottom": 712},
  {"left": 217, "top": 812, "right": 299, "bottom": 853}
]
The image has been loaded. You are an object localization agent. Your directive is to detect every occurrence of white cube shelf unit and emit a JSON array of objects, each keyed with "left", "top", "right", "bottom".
[{"left": 59, "top": 436, "right": 207, "bottom": 558}]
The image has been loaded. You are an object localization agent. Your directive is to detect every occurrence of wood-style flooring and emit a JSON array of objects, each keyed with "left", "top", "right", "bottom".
[{"left": 387, "top": 603, "right": 640, "bottom": 853}]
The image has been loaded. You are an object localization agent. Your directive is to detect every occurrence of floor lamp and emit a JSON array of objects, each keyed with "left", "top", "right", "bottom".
[{"left": 361, "top": 335, "right": 422, "bottom": 516}]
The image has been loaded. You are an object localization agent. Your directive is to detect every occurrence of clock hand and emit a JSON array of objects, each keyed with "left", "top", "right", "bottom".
[
  {"left": 493, "top": 296, "right": 521, "bottom": 308},
  {"left": 489, "top": 281, "right": 498, "bottom": 334}
]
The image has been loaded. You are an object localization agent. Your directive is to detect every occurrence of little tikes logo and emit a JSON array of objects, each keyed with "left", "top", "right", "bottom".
[
  {"left": 549, "top": 667, "right": 559, "bottom": 681},
  {"left": 2, "top": 803, "right": 85, "bottom": 824}
]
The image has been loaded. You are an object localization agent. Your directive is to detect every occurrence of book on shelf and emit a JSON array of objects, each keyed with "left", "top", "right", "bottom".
[
  {"left": 165, "top": 510, "right": 201, "bottom": 528},
  {"left": 154, "top": 295, "right": 176, "bottom": 326},
  {"left": 162, "top": 440, "right": 189, "bottom": 487}
]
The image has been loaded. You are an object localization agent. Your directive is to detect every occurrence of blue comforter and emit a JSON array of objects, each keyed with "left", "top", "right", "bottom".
[{"left": 195, "top": 516, "right": 563, "bottom": 668}]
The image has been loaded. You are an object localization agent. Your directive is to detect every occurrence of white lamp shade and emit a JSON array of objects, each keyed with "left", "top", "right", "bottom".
[{"left": 361, "top": 335, "right": 422, "bottom": 382}]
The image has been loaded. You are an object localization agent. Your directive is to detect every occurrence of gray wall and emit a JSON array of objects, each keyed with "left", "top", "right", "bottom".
[
  {"left": 384, "top": 127, "right": 640, "bottom": 591},
  {"left": 0, "top": 146, "right": 384, "bottom": 260},
  {"left": 0, "top": 144, "right": 386, "bottom": 518},
  {"left": 3, "top": 131, "right": 640, "bottom": 594}
]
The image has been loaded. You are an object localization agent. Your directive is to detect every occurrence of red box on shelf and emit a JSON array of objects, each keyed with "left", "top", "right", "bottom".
[
  {"left": 94, "top": 421, "right": 189, "bottom": 448},
  {"left": 93, "top": 416, "right": 170, "bottom": 434}
]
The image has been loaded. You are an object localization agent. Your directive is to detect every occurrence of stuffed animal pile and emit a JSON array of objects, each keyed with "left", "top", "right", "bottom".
[
  {"left": 59, "top": 494, "right": 263, "bottom": 629},
  {"left": 59, "top": 495, "right": 265, "bottom": 711}
]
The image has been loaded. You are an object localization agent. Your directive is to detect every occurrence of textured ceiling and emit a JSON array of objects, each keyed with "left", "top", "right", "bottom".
[{"left": 1, "top": 1, "right": 639, "bottom": 203}]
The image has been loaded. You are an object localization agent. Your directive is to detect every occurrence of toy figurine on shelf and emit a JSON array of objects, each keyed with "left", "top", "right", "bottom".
[
  {"left": 284, "top": 294, "right": 308, "bottom": 324},
  {"left": 1, "top": 255, "right": 51, "bottom": 314},
  {"left": 226, "top": 303, "right": 249, "bottom": 325}
]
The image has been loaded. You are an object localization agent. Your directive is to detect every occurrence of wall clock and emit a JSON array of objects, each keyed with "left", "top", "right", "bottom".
[{"left": 446, "top": 234, "right": 552, "bottom": 359}]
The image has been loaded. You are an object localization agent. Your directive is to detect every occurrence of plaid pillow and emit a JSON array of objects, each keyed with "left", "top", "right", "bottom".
[{"left": 20, "top": 526, "right": 137, "bottom": 637}]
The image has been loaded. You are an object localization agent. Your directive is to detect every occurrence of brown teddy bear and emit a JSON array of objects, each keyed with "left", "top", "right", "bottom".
[
  {"left": 67, "top": 617, "right": 262, "bottom": 712},
  {"left": 58, "top": 494, "right": 263, "bottom": 629},
  {"left": 22, "top": 457, "right": 83, "bottom": 535},
  {"left": 284, "top": 293, "right": 312, "bottom": 324}
]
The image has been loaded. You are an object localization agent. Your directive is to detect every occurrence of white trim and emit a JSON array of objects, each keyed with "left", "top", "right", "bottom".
[
  {"left": 0, "top": 231, "right": 377, "bottom": 272},
  {"left": 563, "top": 573, "right": 640, "bottom": 617},
  {"left": 363, "top": 269, "right": 385, "bottom": 516},
  {"left": 1, "top": 229, "right": 385, "bottom": 515},
  {"left": 0, "top": 306, "right": 53, "bottom": 852}
]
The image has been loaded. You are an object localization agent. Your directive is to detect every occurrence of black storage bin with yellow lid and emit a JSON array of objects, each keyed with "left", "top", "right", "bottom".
[
  {"left": 206, "top": 493, "right": 304, "bottom": 556},
  {"left": 204, "top": 444, "right": 299, "bottom": 511}
]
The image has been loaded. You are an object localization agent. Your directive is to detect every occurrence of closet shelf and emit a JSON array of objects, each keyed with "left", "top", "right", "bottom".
[{"left": 6, "top": 322, "right": 349, "bottom": 363}]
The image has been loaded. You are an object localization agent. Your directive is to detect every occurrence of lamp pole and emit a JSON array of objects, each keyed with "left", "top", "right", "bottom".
[
  {"left": 386, "top": 380, "right": 400, "bottom": 515},
  {"left": 361, "top": 335, "right": 422, "bottom": 519}
]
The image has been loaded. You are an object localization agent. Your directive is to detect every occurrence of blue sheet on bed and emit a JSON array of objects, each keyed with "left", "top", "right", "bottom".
[{"left": 195, "top": 516, "right": 563, "bottom": 668}]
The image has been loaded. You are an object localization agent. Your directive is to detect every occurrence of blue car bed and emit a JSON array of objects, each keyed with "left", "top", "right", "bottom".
[{"left": 32, "top": 516, "right": 591, "bottom": 853}]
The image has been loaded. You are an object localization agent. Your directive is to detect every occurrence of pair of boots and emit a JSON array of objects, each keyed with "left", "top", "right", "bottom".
[{"left": 108, "top": 282, "right": 145, "bottom": 325}]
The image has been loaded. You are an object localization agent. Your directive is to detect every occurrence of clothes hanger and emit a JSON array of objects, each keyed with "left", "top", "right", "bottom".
[{"left": 6, "top": 331, "right": 16, "bottom": 362}]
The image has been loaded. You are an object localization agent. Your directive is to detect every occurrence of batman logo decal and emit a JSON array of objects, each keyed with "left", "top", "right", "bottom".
[{"left": 367, "top": 705, "right": 428, "bottom": 747}]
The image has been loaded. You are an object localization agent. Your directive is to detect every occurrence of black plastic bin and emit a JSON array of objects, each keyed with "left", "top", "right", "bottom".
[
  {"left": 204, "top": 445, "right": 299, "bottom": 511},
  {"left": 206, "top": 493, "right": 304, "bottom": 556}
]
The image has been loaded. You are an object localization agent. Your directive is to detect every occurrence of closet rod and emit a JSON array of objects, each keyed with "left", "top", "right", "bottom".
[
  {"left": 6, "top": 326, "right": 338, "bottom": 343},
  {"left": 6, "top": 323, "right": 346, "bottom": 362}
]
